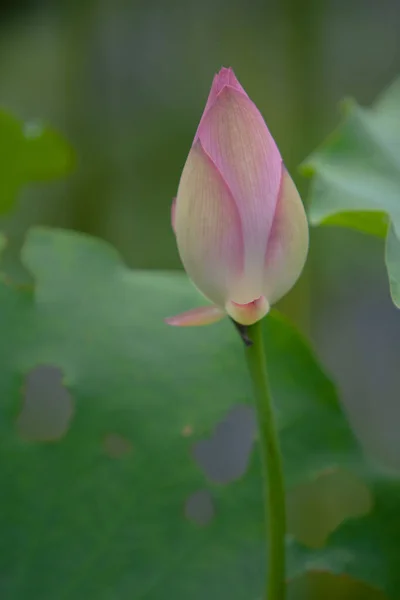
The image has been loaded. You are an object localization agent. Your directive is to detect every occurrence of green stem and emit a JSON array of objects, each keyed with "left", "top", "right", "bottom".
[{"left": 246, "top": 320, "right": 286, "bottom": 600}]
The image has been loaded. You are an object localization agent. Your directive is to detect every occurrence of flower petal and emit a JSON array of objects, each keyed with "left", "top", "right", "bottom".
[
  {"left": 195, "top": 67, "right": 247, "bottom": 140},
  {"left": 197, "top": 85, "right": 282, "bottom": 301},
  {"left": 175, "top": 140, "right": 243, "bottom": 306},
  {"left": 165, "top": 305, "right": 225, "bottom": 327},
  {"left": 225, "top": 296, "right": 270, "bottom": 326},
  {"left": 263, "top": 168, "right": 309, "bottom": 304},
  {"left": 171, "top": 197, "right": 176, "bottom": 233}
]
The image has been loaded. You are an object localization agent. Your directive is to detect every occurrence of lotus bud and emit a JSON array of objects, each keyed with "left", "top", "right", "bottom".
[{"left": 166, "top": 67, "right": 308, "bottom": 327}]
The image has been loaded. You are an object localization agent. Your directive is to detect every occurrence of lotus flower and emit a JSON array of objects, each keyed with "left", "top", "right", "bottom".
[{"left": 166, "top": 67, "right": 308, "bottom": 327}]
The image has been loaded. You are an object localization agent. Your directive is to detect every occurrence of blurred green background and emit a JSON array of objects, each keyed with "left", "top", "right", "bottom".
[
  {"left": 1, "top": 0, "right": 400, "bottom": 502},
  {"left": 0, "top": 0, "right": 400, "bottom": 450},
  {"left": 2, "top": 0, "right": 399, "bottom": 266},
  {"left": 1, "top": 2, "right": 400, "bottom": 598},
  {"left": 0, "top": 0, "right": 400, "bottom": 466}
]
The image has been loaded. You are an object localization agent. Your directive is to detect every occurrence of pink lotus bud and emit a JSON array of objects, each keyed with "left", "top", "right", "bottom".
[{"left": 166, "top": 67, "right": 308, "bottom": 327}]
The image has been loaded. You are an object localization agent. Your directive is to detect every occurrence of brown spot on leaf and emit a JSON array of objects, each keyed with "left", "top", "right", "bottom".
[
  {"left": 103, "top": 433, "right": 133, "bottom": 458},
  {"left": 193, "top": 405, "right": 256, "bottom": 484},
  {"left": 17, "top": 366, "right": 74, "bottom": 442},
  {"left": 287, "top": 468, "right": 373, "bottom": 548},
  {"left": 185, "top": 490, "right": 214, "bottom": 526},
  {"left": 288, "top": 571, "right": 388, "bottom": 599},
  {"left": 181, "top": 425, "right": 193, "bottom": 437}
]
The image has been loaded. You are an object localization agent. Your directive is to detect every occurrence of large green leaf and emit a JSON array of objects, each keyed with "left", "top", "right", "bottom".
[
  {"left": 0, "top": 111, "right": 73, "bottom": 213},
  {"left": 0, "top": 227, "right": 396, "bottom": 598},
  {"left": 302, "top": 78, "right": 400, "bottom": 307}
]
